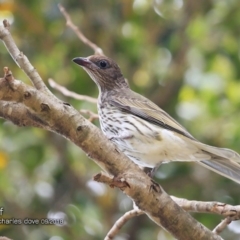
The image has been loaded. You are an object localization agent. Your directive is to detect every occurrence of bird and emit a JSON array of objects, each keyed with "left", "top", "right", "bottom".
[{"left": 73, "top": 54, "right": 240, "bottom": 184}]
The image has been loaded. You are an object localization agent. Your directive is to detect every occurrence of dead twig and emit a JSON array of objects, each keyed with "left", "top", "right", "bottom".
[
  {"left": 48, "top": 78, "right": 97, "bottom": 104},
  {"left": 104, "top": 209, "right": 144, "bottom": 240},
  {"left": 79, "top": 109, "right": 98, "bottom": 122},
  {"left": 58, "top": 3, "right": 104, "bottom": 55},
  {"left": 171, "top": 196, "right": 240, "bottom": 219},
  {"left": 0, "top": 237, "right": 12, "bottom": 240},
  {"left": 213, "top": 217, "right": 232, "bottom": 235}
]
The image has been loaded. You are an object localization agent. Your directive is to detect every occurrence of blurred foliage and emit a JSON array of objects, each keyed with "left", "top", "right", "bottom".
[{"left": 1, "top": 0, "right": 240, "bottom": 239}]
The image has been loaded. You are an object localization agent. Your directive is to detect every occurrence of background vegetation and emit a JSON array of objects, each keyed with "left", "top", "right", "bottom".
[{"left": 1, "top": 0, "right": 240, "bottom": 239}]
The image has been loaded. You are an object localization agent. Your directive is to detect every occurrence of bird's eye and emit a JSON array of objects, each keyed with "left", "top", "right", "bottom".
[{"left": 97, "top": 60, "right": 109, "bottom": 69}]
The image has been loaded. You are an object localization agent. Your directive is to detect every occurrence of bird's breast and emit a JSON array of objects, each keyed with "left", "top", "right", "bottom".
[{"left": 97, "top": 103, "right": 208, "bottom": 168}]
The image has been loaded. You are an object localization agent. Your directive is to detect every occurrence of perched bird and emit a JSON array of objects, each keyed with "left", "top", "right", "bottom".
[{"left": 73, "top": 55, "right": 240, "bottom": 184}]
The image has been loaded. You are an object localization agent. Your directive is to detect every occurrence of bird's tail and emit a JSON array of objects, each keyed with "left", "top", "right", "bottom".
[{"left": 194, "top": 142, "right": 240, "bottom": 184}]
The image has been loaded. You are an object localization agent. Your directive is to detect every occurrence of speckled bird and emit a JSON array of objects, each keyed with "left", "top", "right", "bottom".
[{"left": 73, "top": 55, "right": 240, "bottom": 184}]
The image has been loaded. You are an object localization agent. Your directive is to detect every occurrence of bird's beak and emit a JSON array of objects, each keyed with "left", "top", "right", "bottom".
[{"left": 72, "top": 57, "right": 92, "bottom": 68}]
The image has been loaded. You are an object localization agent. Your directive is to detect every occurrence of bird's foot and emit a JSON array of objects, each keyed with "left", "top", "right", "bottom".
[
  {"left": 150, "top": 179, "right": 161, "bottom": 193},
  {"left": 144, "top": 166, "right": 159, "bottom": 178}
]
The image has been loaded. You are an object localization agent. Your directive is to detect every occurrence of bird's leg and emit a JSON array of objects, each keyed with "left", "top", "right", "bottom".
[
  {"left": 143, "top": 168, "right": 162, "bottom": 192},
  {"left": 143, "top": 167, "right": 153, "bottom": 176},
  {"left": 149, "top": 166, "right": 159, "bottom": 177},
  {"left": 144, "top": 164, "right": 162, "bottom": 178}
]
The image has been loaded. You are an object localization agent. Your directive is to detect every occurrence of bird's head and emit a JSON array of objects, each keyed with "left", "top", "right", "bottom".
[{"left": 73, "top": 55, "right": 129, "bottom": 91}]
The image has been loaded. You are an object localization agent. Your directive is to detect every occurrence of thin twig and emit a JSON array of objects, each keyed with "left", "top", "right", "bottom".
[
  {"left": 48, "top": 78, "right": 97, "bottom": 104},
  {"left": 213, "top": 217, "right": 232, "bottom": 235},
  {"left": 104, "top": 209, "right": 144, "bottom": 240},
  {"left": 58, "top": 4, "right": 104, "bottom": 55},
  {"left": 0, "top": 237, "right": 12, "bottom": 240},
  {"left": 79, "top": 109, "right": 98, "bottom": 122},
  {"left": 3, "top": 67, "right": 14, "bottom": 81},
  {"left": 171, "top": 196, "right": 240, "bottom": 219}
]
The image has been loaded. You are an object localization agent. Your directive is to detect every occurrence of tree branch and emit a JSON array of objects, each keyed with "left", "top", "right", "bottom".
[
  {"left": 104, "top": 209, "right": 144, "bottom": 240},
  {"left": 213, "top": 217, "right": 232, "bottom": 235},
  {"left": 79, "top": 109, "right": 98, "bottom": 122},
  {"left": 172, "top": 196, "right": 240, "bottom": 218},
  {"left": 58, "top": 3, "right": 104, "bottom": 55},
  {"left": 48, "top": 78, "right": 97, "bottom": 104}
]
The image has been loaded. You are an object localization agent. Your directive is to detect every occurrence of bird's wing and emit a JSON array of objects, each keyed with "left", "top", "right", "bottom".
[{"left": 109, "top": 90, "right": 195, "bottom": 140}]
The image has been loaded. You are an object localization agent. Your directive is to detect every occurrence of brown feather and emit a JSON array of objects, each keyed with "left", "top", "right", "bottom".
[{"left": 108, "top": 88, "right": 195, "bottom": 140}]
